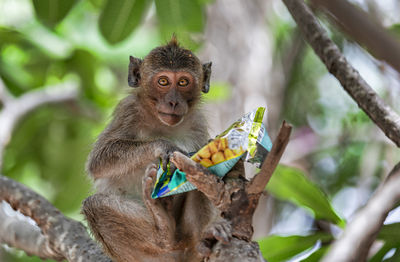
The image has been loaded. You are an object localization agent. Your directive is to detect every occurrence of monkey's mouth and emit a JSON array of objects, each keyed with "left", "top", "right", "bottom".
[{"left": 157, "top": 112, "right": 184, "bottom": 126}]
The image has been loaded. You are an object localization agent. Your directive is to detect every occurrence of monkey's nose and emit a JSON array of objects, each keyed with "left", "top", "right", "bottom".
[{"left": 169, "top": 101, "right": 179, "bottom": 109}]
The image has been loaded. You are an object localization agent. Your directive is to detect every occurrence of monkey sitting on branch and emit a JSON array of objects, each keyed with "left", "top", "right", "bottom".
[
  {"left": 82, "top": 36, "right": 292, "bottom": 262},
  {"left": 82, "top": 37, "right": 232, "bottom": 262}
]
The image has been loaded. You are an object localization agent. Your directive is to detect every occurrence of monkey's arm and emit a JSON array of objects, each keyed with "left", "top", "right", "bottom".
[{"left": 87, "top": 138, "right": 182, "bottom": 179}]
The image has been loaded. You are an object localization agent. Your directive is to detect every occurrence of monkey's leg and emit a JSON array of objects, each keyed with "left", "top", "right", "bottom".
[{"left": 82, "top": 193, "right": 177, "bottom": 262}]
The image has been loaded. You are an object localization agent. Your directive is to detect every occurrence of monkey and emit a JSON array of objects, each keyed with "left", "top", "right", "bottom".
[{"left": 82, "top": 37, "right": 232, "bottom": 262}]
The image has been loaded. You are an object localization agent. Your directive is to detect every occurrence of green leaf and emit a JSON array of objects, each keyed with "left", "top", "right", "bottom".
[
  {"left": 32, "top": 0, "right": 78, "bottom": 28},
  {"left": 197, "top": 0, "right": 214, "bottom": 4},
  {"left": 378, "top": 223, "right": 400, "bottom": 245},
  {"left": 89, "top": 0, "right": 105, "bottom": 8},
  {"left": 369, "top": 242, "right": 395, "bottom": 262},
  {"left": 99, "top": 0, "right": 151, "bottom": 45},
  {"left": 154, "top": 0, "right": 205, "bottom": 48},
  {"left": 301, "top": 246, "right": 329, "bottom": 262},
  {"left": 258, "top": 233, "right": 332, "bottom": 262},
  {"left": 266, "top": 165, "right": 345, "bottom": 226},
  {"left": 389, "top": 24, "right": 400, "bottom": 40}
]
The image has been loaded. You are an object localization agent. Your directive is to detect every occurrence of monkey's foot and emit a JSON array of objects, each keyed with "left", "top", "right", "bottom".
[
  {"left": 197, "top": 220, "right": 232, "bottom": 257},
  {"left": 142, "top": 164, "right": 158, "bottom": 202}
]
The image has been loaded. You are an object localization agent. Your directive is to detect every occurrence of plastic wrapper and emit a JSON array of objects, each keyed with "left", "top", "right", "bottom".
[{"left": 151, "top": 107, "right": 272, "bottom": 199}]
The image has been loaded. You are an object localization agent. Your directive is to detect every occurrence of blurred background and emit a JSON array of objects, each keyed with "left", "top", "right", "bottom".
[{"left": 1, "top": 0, "right": 400, "bottom": 261}]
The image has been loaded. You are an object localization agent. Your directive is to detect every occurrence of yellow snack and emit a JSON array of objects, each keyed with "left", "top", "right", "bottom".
[
  {"left": 197, "top": 147, "right": 211, "bottom": 159},
  {"left": 224, "top": 149, "right": 235, "bottom": 159},
  {"left": 211, "top": 152, "right": 225, "bottom": 164},
  {"left": 192, "top": 155, "right": 201, "bottom": 163},
  {"left": 208, "top": 142, "right": 219, "bottom": 154},
  {"left": 219, "top": 138, "right": 228, "bottom": 150},
  {"left": 200, "top": 158, "right": 213, "bottom": 167}
]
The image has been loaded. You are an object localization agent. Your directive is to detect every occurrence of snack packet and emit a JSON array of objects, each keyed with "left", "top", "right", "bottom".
[{"left": 151, "top": 107, "right": 272, "bottom": 199}]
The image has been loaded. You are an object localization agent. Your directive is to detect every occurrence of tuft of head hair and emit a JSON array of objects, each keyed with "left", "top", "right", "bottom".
[
  {"left": 168, "top": 34, "right": 179, "bottom": 47},
  {"left": 144, "top": 35, "right": 201, "bottom": 73}
]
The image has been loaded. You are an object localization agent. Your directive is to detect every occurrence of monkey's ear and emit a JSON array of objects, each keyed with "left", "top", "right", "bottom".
[
  {"left": 202, "top": 62, "right": 212, "bottom": 93},
  {"left": 128, "top": 56, "right": 143, "bottom": 88}
]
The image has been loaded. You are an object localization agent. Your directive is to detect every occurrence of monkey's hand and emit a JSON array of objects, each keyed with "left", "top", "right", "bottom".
[
  {"left": 142, "top": 164, "right": 176, "bottom": 249},
  {"left": 197, "top": 219, "right": 232, "bottom": 256},
  {"left": 155, "top": 140, "right": 188, "bottom": 171}
]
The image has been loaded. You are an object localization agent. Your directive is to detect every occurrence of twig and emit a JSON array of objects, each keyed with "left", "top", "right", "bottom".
[
  {"left": 0, "top": 175, "right": 111, "bottom": 262},
  {"left": 247, "top": 121, "right": 292, "bottom": 194},
  {"left": 282, "top": 0, "right": 400, "bottom": 147},
  {"left": 311, "top": 0, "right": 400, "bottom": 75},
  {"left": 322, "top": 162, "right": 400, "bottom": 261},
  {"left": 0, "top": 81, "right": 79, "bottom": 168}
]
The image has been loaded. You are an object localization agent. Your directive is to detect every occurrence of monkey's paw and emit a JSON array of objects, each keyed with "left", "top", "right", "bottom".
[
  {"left": 155, "top": 141, "right": 188, "bottom": 171},
  {"left": 142, "top": 164, "right": 158, "bottom": 201},
  {"left": 197, "top": 219, "right": 232, "bottom": 256}
]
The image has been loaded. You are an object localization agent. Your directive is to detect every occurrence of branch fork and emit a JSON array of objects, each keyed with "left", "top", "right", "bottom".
[{"left": 171, "top": 121, "right": 292, "bottom": 260}]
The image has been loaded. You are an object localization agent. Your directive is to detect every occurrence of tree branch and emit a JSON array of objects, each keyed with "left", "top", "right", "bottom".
[
  {"left": 0, "top": 201, "right": 61, "bottom": 260},
  {"left": 0, "top": 175, "right": 111, "bottom": 262},
  {"left": 311, "top": 0, "right": 400, "bottom": 75},
  {"left": 322, "top": 162, "right": 400, "bottom": 261},
  {"left": 171, "top": 121, "right": 292, "bottom": 261},
  {"left": 0, "top": 81, "right": 79, "bottom": 168},
  {"left": 247, "top": 121, "right": 292, "bottom": 195},
  {"left": 282, "top": 0, "right": 400, "bottom": 147}
]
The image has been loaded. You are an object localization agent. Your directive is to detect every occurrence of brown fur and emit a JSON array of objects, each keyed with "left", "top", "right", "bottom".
[{"left": 82, "top": 39, "right": 219, "bottom": 262}]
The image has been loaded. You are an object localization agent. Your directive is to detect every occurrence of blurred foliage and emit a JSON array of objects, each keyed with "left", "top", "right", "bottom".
[
  {"left": 32, "top": 0, "right": 79, "bottom": 28},
  {"left": 259, "top": 233, "right": 332, "bottom": 262},
  {"left": 1, "top": 0, "right": 400, "bottom": 261},
  {"left": 99, "top": 0, "right": 151, "bottom": 44},
  {"left": 389, "top": 24, "right": 400, "bottom": 40},
  {"left": 266, "top": 165, "right": 345, "bottom": 227}
]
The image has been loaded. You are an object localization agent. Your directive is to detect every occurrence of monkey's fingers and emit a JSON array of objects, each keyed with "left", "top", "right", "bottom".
[
  {"left": 142, "top": 164, "right": 158, "bottom": 201},
  {"left": 161, "top": 152, "right": 179, "bottom": 172},
  {"left": 159, "top": 152, "right": 170, "bottom": 171},
  {"left": 145, "top": 163, "right": 158, "bottom": 179},
  {"left": 202, "top": 220, "right": 232, "bottom": 244},
  {"left": 212, "top": 222, "right": 232, "bottom": 244}
]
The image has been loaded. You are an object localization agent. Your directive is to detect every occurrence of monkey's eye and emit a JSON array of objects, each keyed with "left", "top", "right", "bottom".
[
  {"left": 158, "top": 77, "right": 169, "bottom": 86},
  {"left": 178, "top": 78, "right": 189, "bottom": 87}
]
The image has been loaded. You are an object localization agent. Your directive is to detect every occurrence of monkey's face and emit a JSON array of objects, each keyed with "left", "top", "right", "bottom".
[
  {"left": 128, "top": 38, "right": 212, "bottom": 127},
  {"left": 148, "top": 70, "right": 199, "bottom": 127}
]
